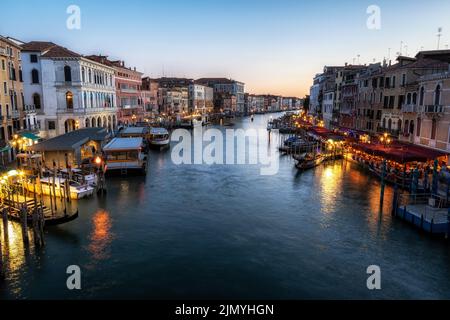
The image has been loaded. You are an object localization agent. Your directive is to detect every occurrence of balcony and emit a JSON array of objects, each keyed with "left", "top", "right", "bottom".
[
  {"left": 120, "top": 88, "right": 138, "bottom": 94},
  {"left": 24, "top": 105, "right": 37, "bottom": 114},
  {"left": 420, "top": 105, "right": 444, "bottom": 113},
  {"left": 401, "top": 104, "right": 419, "bottom": 113},
  {"left": 11, "top": 110, "right": 20, "bottom": 119}
]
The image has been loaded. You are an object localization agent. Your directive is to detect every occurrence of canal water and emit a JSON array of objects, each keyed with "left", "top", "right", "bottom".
[{"left": 1, "top": 113, "right": 450, "bottom": 299}]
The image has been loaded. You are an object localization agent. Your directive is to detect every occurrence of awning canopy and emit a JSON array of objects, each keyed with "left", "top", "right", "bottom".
[
  {"left": 352, "top": 141, "right": 448, "bottom": 164},
  {"left": 20, "top": 132, "right": 40, "bottom": 141}
]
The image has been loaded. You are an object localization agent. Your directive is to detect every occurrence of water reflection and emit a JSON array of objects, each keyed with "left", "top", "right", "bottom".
[
  {"left": 87, "top": 209, "right": 113, "bottom": 264},
  {"left": 0, "top": 221, "right": 36, "bottom": 297},
  {"left": 319, "top": 163, "right": 344, "bottom": 216}
]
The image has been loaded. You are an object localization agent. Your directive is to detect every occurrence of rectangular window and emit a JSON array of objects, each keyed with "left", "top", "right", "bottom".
[
  {"left": 3, "top": 82, "right": 7, "bottom": 95},
  {"left": 398, "top": 95, "right": 405, "bottom": 108},
  {"left": 48, "top": 121, "right": 56, "bottom": 130},
  {"left": 389, "top": 96, "right": 395, "bottom": 108},
  {"left": 1, "top": 60, "right": 4, "bottom": 70},
  {"left": 30, "top": 54, "right": 38, "bottom": 63}
]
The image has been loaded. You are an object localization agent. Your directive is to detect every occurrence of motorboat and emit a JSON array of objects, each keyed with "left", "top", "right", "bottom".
[
  {"left": 25, "top": 176, "right": 94, "bottom": 200},
  {"left": 295, "top": 153, "right": 325, "bottom": 170},
  {"left": 149, "top": 127, "right": 170, "bottom": 148}
]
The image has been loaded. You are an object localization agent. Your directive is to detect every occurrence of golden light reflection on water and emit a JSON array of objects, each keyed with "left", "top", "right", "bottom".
[
  {"left": 88, "top": 209, "right": 114, "bottom": 263},
  {"left": 316, "top": 161, "right": 394, "bottom": 237},
  {"left": 319, "top": 163, "right": 344, "bottom": 215},
  {"left": 0, "top": 221, "right": 37, "bottom": 297}
]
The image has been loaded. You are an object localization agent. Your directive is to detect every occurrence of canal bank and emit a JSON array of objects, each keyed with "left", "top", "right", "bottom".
[{"left": 1, "top": 113, "right": 450, "bottom": 299}]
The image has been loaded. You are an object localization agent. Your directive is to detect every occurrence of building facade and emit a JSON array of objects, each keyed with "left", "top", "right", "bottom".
[
  {"left": 196, "top": 78, "right": 245, "bottom": 114},
  {"left": 141, "top": 77, "right": 159, "bottom": 117},
  {"left": 21, "top": 43, "right": 118, "bottom": 138},
  {"left": 0, "top": 36, "right": 28, "bottom": 162},
  {"left": 87, "top": 55, "right": 142, "bottom": 125}
]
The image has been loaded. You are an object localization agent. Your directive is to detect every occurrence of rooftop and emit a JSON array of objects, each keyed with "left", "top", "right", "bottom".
[
  {"left": 29, "top": 128, "right": 109, "bottom": 152},
  {"left": 121, "top": 127, "right": 149, "bottom": 135},
  {"left": 103, "top": 137, "right": 143, "bottom": 151}
]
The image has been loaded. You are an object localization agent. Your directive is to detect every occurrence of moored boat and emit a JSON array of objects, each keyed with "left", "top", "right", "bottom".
[
  {"left": 103, "top": 137, "right": 148, "bottom": 175},
  {"left": 149, "top": 127, "right": 170, "bottom": 148},
  {"left": 24, "top": 176, "right": 94, "bottom": 200},
  {"left": 295, "top": 154, "right": 325, "bottom": 170}
]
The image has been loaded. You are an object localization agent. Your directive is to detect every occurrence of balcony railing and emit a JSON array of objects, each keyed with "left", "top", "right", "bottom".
[
  {"left": 401, "top": 104, "right": 419, "bottom": 113},
  {"left": 11, "top": 110, "right": 20, "bottom": 119},
  {"left": 420, "top": 105, "right": 444, "bottom": 113}
]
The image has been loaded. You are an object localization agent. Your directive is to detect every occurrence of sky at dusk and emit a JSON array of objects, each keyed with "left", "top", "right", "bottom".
[{"left": 2, "top": 0, "right": 450, "bottom": 97}]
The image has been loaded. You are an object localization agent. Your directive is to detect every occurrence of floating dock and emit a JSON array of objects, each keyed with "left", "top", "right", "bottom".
[{"left": 394, "top": 193, "right": 450, "bottom": 236}]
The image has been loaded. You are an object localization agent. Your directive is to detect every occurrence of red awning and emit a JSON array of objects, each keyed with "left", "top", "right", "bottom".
[{"left": 352, "top": 142, "right": 448, "bottom": 163}]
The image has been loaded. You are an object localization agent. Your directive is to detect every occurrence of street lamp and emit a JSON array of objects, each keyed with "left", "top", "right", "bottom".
[{"left": 380, "top": 132, "right": 391, "bottom": 148}]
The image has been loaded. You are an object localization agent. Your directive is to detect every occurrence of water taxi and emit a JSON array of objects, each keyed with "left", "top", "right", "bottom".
[
  {"left": 149, "top": 127, "right": 170, "bottom": 148},
  {"left": 295, "top": 153, "right": 325, "bottom": 170},
  {"left": 103, "top": 137, "right": 148, "bottom": 175}
]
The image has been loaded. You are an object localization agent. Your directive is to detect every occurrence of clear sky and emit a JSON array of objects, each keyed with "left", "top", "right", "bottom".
[{"left": 2, "top": 0, "right": 450, "bottom": 97}]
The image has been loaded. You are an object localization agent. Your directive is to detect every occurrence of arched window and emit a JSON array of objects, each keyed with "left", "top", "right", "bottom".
[
  {"left": 85, "top": 118, "right": 90, "bottom": 128},
  {"left": 409, "top": 120, "right": 414, "bottom": 135},
  {"left": 407, "top": 93, "right": 411, "bottom": 105},
  {"left": 397, "top": 119, "right": 402, "bottom": 132},
  {"left": 388, "top": 118, "right": 392, "bottom": 130},
  {"left": 435, "top": 85, "right": 441, "bottom": 105},
  {"left": 66, "top": 91, "right": 73, "bottom": 109},
  {"left": 419, "top": 87, "right": 425, "bottom": 106},
  {"left": 31, "top": 69, "right": 39, "bottom": 84},
  {"left": 82, "top": 67, "right": 86, "bottom": 82},
  {"left": 382, "top": 118, "right": 386, "bottom": 129},
  {"left": 33, "top": 93, "right": 41, "bottom": 109},
  {"left": 416, "top": 118, "right": 421, "bottom": 137},
  {"left": 431, "top": 119, "right": 437, "bottom": 140},
  {"left": 83, "top": 92, "right": 87, "bottom": 108},
  {"left": 404, "top": 120, "right": 409, "bottom": 134},
  {"left": 64, "top": 66, "right": 72, "bottom": 82},
  {"left": 91, "top": 118, "right": 96, "bottom": 127},
  {"left": 412, "top": 92, "right": 417, "bottom": 105}
]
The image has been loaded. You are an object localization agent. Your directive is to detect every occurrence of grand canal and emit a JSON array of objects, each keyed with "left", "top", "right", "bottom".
[{"left": 1, "top": 113, "right": 450, "bottom": 299}]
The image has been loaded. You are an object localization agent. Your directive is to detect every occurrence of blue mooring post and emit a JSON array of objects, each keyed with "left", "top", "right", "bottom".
[
  {"left": 391, "top": 184, "right": 399, "bottom": 216},
  {"left": 380, "top": 160, "right": 387, "bottom": 211},
  {"left": 446, "top": 177, "right": 450, "bottom": 204},
  {"left": 447, "top": 207, "right": 450, "bottom": 239}
]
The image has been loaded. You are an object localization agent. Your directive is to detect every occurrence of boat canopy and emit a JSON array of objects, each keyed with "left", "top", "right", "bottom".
[
  {"left": 121, "top": 127, "right": 149, "bottom": 135},
  {"left": 150, "top": 128, "right": 169, "bottom": 135},
  {"left": 103, "top": 138, "right": 143, "bottom": 152}
]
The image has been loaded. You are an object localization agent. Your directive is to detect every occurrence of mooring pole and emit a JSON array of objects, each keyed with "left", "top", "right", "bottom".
[
  {"left": 2, "top": 207, "right": 8, "bottom": 238},
  {"left": 391, "top": 184, "right": 399, "bottom": 216},
  {"left": 20, "top": 205, "right": 29, "bottom": 245}
]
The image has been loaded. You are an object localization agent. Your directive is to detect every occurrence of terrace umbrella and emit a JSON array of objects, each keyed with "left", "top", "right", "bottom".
[{"left": 432, "top": 159, "right": 439, "bottom": 195}]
